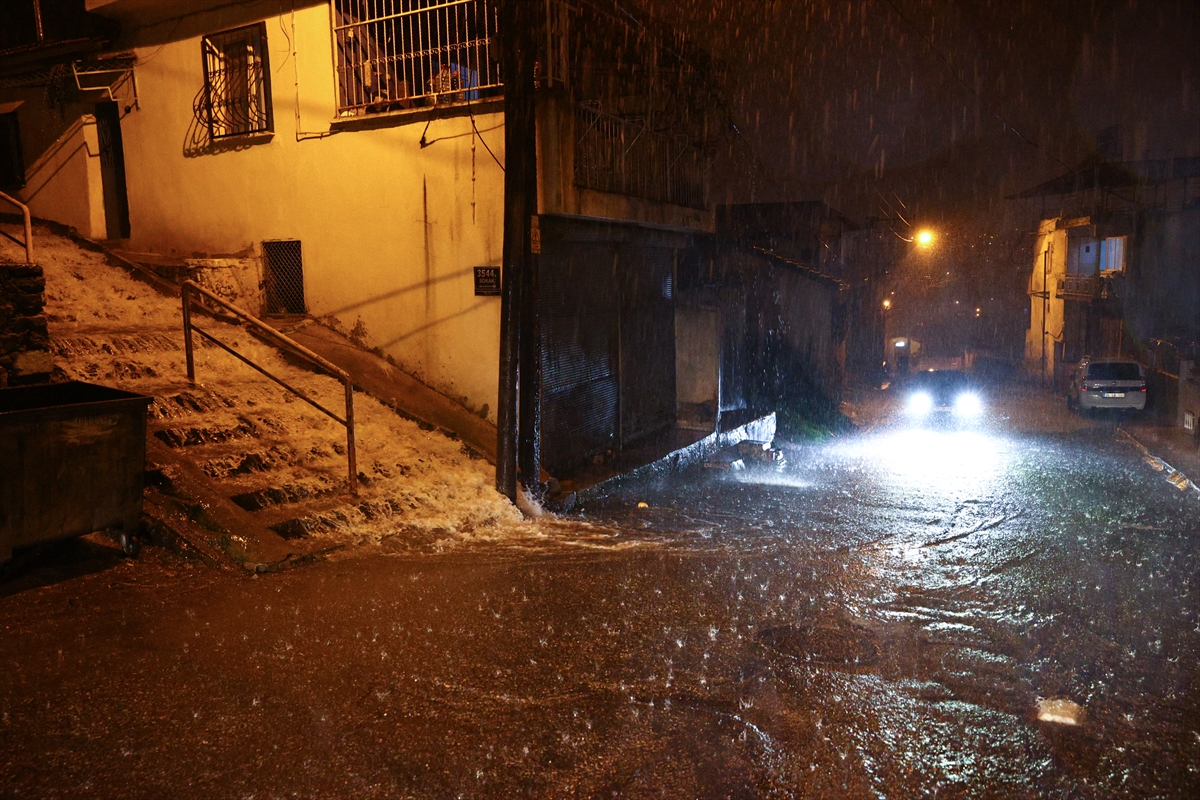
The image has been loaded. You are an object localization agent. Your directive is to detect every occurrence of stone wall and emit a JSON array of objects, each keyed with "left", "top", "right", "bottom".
[{"left": 0, "top": 262, "right": 53, "bottom": 387}]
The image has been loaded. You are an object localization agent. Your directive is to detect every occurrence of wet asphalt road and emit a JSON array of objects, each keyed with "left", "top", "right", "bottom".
[{"left": 1, "top": 386, "right": 1198, "bottom": 798}]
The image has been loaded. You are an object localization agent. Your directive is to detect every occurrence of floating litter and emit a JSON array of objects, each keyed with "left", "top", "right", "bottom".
[
  {"left": 637, "top": 501, "right": 649, "bottom": 508},
  {"left": 1037, "top": 698, "right": 1084, "bottom": 726}
]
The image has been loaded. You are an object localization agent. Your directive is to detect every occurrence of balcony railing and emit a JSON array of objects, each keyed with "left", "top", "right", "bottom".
[
  {"left": 1056, "top": 275, "right": 1096, "bottom": 299},
  {"left": 1056, "top": 274, "right": 1121, "bottom": 301},
  {"left": 574, "top": 105, "right": 706, "bottom": 210},
  {"left": 332, "top": 0, "right": 502, "bottom": 116}
]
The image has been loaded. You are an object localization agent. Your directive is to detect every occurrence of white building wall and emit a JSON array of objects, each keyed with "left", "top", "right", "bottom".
[
  {"left": 1025, "top": 223, "right": 1067, "bottom": 381},
  {"left": 18, "top": 115, "right": 107, "bottom": 240}
]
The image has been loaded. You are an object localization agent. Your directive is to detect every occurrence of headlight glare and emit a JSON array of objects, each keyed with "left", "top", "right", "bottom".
[
  {"left": 954, "top": 392, "right": 983, "bottom": 417},
  {"left": 908, "top": 391, "right": 934, "bottom": 415}
]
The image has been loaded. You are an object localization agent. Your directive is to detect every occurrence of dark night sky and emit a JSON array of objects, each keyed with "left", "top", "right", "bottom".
[
  {"left": 653, "top": 0, "right": 1199, "bottom": 224},
  {"left": 637, "top": 0, "right": 1197, "bottom": 355}
]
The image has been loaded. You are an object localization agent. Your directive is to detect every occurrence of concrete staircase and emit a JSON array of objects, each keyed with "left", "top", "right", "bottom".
[{"left": 6, "top": 223, "right": 519, "bottom": 569}]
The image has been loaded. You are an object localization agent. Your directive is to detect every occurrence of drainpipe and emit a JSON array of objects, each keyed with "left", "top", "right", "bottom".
[{"left": 32, "top": 0, "right": 44, "bottom": 43}]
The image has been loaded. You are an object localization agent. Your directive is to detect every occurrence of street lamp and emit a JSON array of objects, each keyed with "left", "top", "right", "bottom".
[{"left": 916, "top": 229, "right": 935, "bottom": 248}]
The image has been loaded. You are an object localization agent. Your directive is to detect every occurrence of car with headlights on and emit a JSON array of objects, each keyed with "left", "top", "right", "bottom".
[
  {"left": 1067, "top": 358, "right": 1146, "bottom": 412},
  {"left": 903, "top": 369, "right": 984, "bottom": 423}
]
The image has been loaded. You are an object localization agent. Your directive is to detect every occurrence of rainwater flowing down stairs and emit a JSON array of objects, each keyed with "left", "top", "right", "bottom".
[{"left": 9, "top": 225, "right": 520, "bottom": 567}]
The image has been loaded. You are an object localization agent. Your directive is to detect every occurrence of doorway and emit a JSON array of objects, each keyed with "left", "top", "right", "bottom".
[{"left": 94, "top": 101, "right": 130, "bottom": 240}]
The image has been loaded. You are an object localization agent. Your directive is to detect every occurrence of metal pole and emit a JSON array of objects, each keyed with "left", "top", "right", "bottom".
[
  {"left": 496, "top": 0, "right": 520, "bottom": 501},
  {"left": 1041, "top": 247, "right": 1048, "bottom": 387},
  {"left": 345, "top": 379, "right": 358, "bottom": 496},
  {"left": 183, "top": 286, "right": 196, "bottom": 384},
  {"left": 518, "top": 213, "right": 542, "bottom": 496},
  {"left": 0, "top": 191, "right": 34, "bottom": 264},
  {"left": 21, "top": 209, "right": 32, "bottom": 265}
]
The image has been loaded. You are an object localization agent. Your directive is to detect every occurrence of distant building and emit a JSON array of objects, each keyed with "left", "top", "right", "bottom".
[{"left": 1016, "top": 156, "right": 1200, "bottom": 390}]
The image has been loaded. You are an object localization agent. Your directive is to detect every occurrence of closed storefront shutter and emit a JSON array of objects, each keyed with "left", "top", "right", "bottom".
[{"left": 539, "top": 240, "right": 618, "bottom": 474}]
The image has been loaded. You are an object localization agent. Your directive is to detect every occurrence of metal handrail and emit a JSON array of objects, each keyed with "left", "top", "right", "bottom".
[
  {"left": 0, "top": 190, "right": 33, "bottom": 264},
  {"left": 181, "top": 281, "right": 357, "bottom": 496}
]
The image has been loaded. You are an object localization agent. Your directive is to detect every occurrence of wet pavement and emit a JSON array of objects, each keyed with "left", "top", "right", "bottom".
[{"left": 2, "top": 385, "right": 1198, "bottom": 798}]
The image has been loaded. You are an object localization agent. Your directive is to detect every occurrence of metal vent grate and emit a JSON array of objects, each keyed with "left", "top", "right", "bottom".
[{"left": 262, "top": 240, "right": 305, "bottom": 314}]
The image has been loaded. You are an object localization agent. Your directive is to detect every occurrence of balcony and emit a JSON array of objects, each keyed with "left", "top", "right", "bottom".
[
  {"left": 573, "top": 105, "right": 705, "bottom": 210},
  {"left": 1056, "top": 274, "right": 1120, "bottom": 301},
  {"left": 538, "top": 95, "right": 713, "bottom": 232}
]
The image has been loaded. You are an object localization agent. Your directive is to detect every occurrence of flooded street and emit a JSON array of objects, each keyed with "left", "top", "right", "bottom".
[{"left": 2, "top": 388, "right": 1198, "bottom": 798}]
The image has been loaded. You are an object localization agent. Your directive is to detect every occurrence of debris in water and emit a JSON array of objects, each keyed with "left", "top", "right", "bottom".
[
  {"left": 1037, "top": 698, "right": 1085, "bottom": 726},
  {"left": 704, "top": 457, "right": 745, "bottom": 471},
  {"left": 516, "top": 486, "right": 546, "bottom": 519}
]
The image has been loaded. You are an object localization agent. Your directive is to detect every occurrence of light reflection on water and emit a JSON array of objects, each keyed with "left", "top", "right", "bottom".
[{"left": 830, "top": 428, "right": 1009, "bottom": 494}]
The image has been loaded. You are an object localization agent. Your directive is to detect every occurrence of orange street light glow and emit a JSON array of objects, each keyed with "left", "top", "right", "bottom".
[
  {"left": 916, "top": 230, "right": 935, "bottom": 247},
  {"left": 882, "top": 299, "right": 892, "bottom": 309}
]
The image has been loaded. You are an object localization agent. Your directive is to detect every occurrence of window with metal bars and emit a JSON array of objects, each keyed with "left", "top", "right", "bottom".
[
  {"left": 332, "top": 0, "right": 502, "bottom": 116},
  {"left": 201, "top": 23, "right": 273, "bottom": 139}
]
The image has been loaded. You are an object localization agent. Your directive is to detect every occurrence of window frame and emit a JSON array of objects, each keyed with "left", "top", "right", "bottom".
[{"left": 201, "top": 22, "right": 274, "bottom": 140}]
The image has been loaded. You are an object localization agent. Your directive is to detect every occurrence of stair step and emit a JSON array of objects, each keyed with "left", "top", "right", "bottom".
[
  {"left": 149, "top": 390, "right": 237, "bottom": 420},
  {"left": 52, "top": 331, "right": 184, "bottom": 357},
  {"left": 198, "top": 445, "right": 299, "bottom": 479},
  {"left": 267, "top": 493, "right": 419, "bottom": 540},
  {"left": 154, "top": 418, "right": 264, "bottom": 448},
  {"left": 230, "top": 478, "right": 342, "bottom": 512}
]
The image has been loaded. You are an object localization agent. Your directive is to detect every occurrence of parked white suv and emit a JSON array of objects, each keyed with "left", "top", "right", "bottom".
[{"left": 1067, "top": 358, "right": 1147, "bottom": 412}]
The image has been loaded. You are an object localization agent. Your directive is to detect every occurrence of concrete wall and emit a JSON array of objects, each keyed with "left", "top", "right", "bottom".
[
  {"left": 772, "top": 267, "right": 841, "bottom": 392},
  {"left": 1025, "top": 221, "right": 1067, "bottom": 380},
  {"left": 1128, "top": 206, "right": 1200, "bottom": 345},
  {"left": 105, "top": 2, "right": 505, "bottom": 420},
  {"left": 15, "top": 108, "right": 107, "bottom": 240},
  {"left": 675, "top": 305, "right": 718, "bottom": 429},
  {"left": 1180, "top": 361, "right": 1200, "bottom": 438},
  {"left": 734, "top": 249, "right": 844, "bottom": 406}
]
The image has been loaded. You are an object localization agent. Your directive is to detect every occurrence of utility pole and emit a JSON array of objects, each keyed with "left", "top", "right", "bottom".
[
  {"left": 1041, "top": 247, "right": 1049, "bottom": 387},
  {"left": 497, "top": 0, "right": 541, "bottom": 501}
]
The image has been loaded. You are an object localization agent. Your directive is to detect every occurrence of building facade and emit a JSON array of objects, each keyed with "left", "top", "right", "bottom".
[{"left": 0, "top": 0, "right": 720, "bottom": 476}]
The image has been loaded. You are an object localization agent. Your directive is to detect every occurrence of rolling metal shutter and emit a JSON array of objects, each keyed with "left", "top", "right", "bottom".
[{"left": 539, "top": 241, "right": 618, "bottom": 474}]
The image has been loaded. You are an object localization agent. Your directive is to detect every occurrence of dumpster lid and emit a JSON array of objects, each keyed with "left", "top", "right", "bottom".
[{"left": 0, "top": 381, "right": 152, "bottom": 415}]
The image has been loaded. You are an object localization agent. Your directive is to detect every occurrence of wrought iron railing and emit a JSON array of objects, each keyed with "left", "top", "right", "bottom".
[
  {"left": 181, "top": 281, "right": 358, "bottom": 496},
  {"left": 574, "top": 105, "right": 706, "bottom": 209},
  {"left": 0, "top": 190, "right": 33, "bottom": 264},
  {"left": 201, "top": 23, "right": 273, "bottom": 139}
]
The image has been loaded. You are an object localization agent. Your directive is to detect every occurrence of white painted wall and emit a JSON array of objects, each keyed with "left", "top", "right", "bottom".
[
  {"left": 115, "top": 3, "right": 505, "bottom": 420},
  {"left": 19, "top": 116, "right": 107, "bottom": 240},
  {"left": 675, "top": 306, "right": 719, "bottom": 405},
  {"left": 1025, "top": 224, "right": 1067, "bottom": 379}
]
